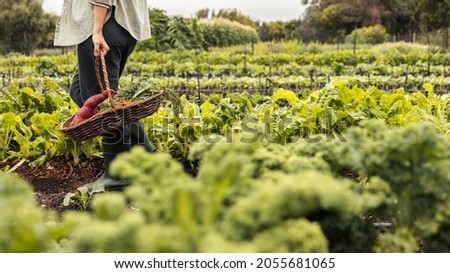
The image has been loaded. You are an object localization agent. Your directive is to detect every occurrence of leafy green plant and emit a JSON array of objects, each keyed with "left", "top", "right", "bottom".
[
  {"left": 0, "top": 173, "right": 56, "bottom": 252},
  {"left": 63, "top": 185, "right": 105, "bottom": 210},
  {"left": 301, "top": 120, "right": 450, "bottom": 250}
]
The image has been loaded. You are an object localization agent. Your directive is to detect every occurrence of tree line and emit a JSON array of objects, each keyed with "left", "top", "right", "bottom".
[
  {"left": 135, "top": 9, "right": 259, "bottom": 52},
  {"left": 295, "top": 0, "right": 449, "bottom": 46},
  {"left": 194, "top": 1, "right": 449, "bottom": 48},
  {"left": 1, "top": 0, "right": 449, "bottom": 55}
]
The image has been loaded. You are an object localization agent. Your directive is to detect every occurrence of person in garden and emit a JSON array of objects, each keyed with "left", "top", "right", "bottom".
[{"left": 54, "top": 0, "right": 156, "bottom": 190}]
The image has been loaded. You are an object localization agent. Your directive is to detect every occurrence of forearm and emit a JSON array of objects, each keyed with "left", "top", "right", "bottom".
[
  {"left": 93, "top": 5, "right": 108, "bottom": 35},
  {"left": 91, "top": 3, "right": 111, "bottom": 56}
]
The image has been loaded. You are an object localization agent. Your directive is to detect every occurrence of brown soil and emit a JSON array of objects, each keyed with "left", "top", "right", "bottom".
[
  {"left": 1, "top": 156, "right": 105, "bottom": 212},
  {"left": 1, "top": 155, "right": 197, "bottom": 212}
]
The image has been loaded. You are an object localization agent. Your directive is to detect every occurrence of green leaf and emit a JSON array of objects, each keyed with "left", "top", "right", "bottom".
[{"left": 63, "top": 192, "right": 78, "bottom": 207}]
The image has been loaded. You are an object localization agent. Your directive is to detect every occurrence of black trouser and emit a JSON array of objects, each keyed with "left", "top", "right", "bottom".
[
  {"left": 69, "top": 13, "right": 153, "bottom": 154},
  {"left": 69, "top": 12, "right": 136, "bottom": 108}
]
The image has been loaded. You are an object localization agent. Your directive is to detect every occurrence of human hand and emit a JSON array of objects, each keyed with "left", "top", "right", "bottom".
[{"left": 92, "top": 32, "right": 110, "bottom": 57}]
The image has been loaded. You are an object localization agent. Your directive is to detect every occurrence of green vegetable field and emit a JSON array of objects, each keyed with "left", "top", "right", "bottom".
[{"left": 1, "top": 42, "right": 450, "bottom": 253}]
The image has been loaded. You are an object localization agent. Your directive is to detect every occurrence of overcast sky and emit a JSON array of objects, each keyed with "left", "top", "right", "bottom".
[{"left": 42, "top": 0, "right": 306, "bottom": 22}]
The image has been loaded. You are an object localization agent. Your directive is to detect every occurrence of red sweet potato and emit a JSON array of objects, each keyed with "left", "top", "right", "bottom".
[{"left": 70, "top": 90, "right": 115, "bottom": 126}]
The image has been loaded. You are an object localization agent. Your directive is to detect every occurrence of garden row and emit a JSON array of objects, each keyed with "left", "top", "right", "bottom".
[
  {"left": 1, "top": 43, "right": 450, "bottom": 80},
  {"left": 2, "top": 78, "right": 450, "bottom": 165}
]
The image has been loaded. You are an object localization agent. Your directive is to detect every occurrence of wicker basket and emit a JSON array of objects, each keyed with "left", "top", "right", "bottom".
[{"left": 60, "top": 54, "right": 161, "bottom": 142}]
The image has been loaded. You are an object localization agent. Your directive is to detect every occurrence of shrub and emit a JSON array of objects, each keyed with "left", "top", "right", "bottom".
[{"left": 345, "top": 25, "right": 389, "bottom": 44}]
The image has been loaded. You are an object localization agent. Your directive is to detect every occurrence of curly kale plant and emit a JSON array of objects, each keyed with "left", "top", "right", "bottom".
[{"left": 0, "top": 173, "right": 56, "bottom": 252}]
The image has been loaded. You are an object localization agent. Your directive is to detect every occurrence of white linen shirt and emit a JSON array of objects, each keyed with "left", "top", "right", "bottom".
[{"left": 54, "top": 0, "right": 151, "bottom": 46}]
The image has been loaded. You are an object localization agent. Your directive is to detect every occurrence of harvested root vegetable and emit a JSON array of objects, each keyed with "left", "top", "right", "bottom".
[
  {"left": 70, "top": 90, "right": 115, "bottom": 126},
  {"left": 117, "top": 100, "right": 132, "bottom": 107}
]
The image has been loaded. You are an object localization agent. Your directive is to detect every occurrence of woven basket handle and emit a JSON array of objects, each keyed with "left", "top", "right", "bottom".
[{"left": 94, "top": 52, "right": 115, "bottom": 109}]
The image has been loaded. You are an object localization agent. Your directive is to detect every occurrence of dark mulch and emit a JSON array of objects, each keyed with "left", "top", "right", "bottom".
[
  {"left": 1, "top": 155, "right": 197, "bottom": 212},
  {"left": 1, "top": 156, "right": 105, "bottom": 212}
]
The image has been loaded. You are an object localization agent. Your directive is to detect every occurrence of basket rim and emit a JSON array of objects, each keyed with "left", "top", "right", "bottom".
[{"left": 60, "top": 91, "right": 163, "bottom": 131}]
